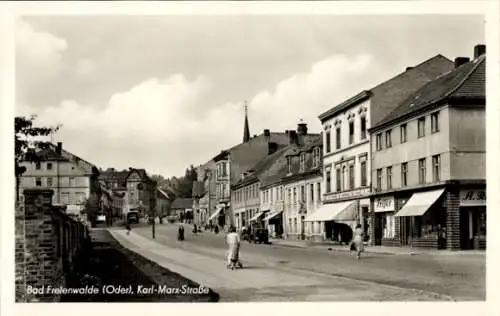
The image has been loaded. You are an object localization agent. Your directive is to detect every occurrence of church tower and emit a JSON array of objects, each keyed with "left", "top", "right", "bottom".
[{"left": 243, "top": 101, "right": 250, "bottom": 143}]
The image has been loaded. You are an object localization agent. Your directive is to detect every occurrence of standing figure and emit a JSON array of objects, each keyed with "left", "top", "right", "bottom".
[
  {"left": 226, "top": 226, "right": 242, "bottom": 269},
  {"left": 178, "top": 224, "right": 185, "bottom": 241},
  {"left": 214, "top": 225, "right": 219, "bottom": 234},
  {"left": 350, "top": 224, "right": 364, "bottom": 259},
  {"left": 193, "top": 224, "right": 198, "bottom": 234},
  {"left": 125, "top": 220, "right": 132, "bottom": 235}
]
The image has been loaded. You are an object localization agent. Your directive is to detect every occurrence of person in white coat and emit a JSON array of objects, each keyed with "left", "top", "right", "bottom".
[{"left": 226, "top": 226, "right": 241, "bottom": 268}]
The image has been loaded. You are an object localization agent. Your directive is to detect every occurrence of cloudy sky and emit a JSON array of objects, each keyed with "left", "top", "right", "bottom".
[{"left": 15, "top": 15, "right": 484, "bottom": 178}]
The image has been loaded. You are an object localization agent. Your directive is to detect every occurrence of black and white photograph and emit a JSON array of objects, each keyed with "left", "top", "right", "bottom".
[{"left": 2, "top": 0, "right": 499, "bottom": 312}]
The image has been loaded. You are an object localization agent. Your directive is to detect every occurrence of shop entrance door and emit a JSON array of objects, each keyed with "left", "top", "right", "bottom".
[
  {"left": 325, "top": 221, "right": 333, "bottom": 240},
  {"left": 374, "top": 214, "right": 383, "bottom": 245}
]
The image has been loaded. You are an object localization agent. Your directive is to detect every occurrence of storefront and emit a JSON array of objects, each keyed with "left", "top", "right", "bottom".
[
  {"left": 394, "top": 188, "right": 447, "bottom": 249},
  {"left": 263, "top": 210, "right": 284, "bottom": 238},
  {"left": 459, "top": 188, "right": 486, "bottom": 250},
  {"left": 373, "top": 195, "right": 398, "bottom": 246}
]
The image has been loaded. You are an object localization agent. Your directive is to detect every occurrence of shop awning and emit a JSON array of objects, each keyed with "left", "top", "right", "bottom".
[
  {"left": 208, "top": 206, "right": 224, "bottom": 221},
  {"left": 263, "top": 210, "right": 283, "bottom": 222},
  {"left": 304, "top": 201, "right": 356, "bottom": 222},
  {"left": 249, "top": 211, "right": 266, "bottom": 222},
  {"left": 394, "top": 189, "right": 445, "bottom": 217}
]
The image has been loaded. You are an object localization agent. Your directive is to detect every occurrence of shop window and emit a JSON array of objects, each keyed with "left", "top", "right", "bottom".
[
  {"left": 383, "top": 214, "right": 395, "bottom": 238},
  {"left": 478, "top": 211, "right": 486, "bottom": 236}
]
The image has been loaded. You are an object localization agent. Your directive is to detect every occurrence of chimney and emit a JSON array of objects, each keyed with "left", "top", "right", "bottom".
[
  {"left": 454, "top": 57, "right": 470, "bottom": 68},
  {"left": 263, "top": 129, "right": 270, "bottom": 142},
  {"left": 297, "top": 122, "right": 308, "bottom": 135},
  {"left": 474, "top": 44, "right": 486, "bottom": 59},
  {"left": 268, "top": 142, "right": 279, "bottom": 155},
  {"left": 56, "top": 142, "right": 62, "bottom": 155},
  {"left": 288, "top": 130, "right": 298, "bottom": 145}
]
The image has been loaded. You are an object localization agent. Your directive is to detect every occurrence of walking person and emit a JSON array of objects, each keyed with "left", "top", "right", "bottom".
[
  {"left": 350, "top": 224, "right": 364, "bottom": 260},
  {"left": 125, "top": 220, "right": 132, "bottom": 235},
  {"left": 226, "top": 226, "right": 242, "bottom": 269}
]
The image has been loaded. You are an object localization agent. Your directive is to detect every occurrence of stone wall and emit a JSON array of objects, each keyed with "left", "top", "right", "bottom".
[{"left": 15, "top": 189, "right": 89, "bottom": 302}]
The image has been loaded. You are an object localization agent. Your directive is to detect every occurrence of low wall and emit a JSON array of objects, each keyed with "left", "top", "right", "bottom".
[{"left": 15, "top": 189, "right": 89, "bottom": 302}]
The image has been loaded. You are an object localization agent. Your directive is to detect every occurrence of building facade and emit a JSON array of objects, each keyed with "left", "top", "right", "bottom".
[
  {"left": 315, "top": 54, "right": 455, "bottom": 244},
  {"left": 19, "top": 142, "right": 97, "bottom": 218},
  {"left": 282, "top": 134, "right": 323, "bottom": 241},
  {"left": 369, "top": 45, "right": 486, "bottom": 250},
  {"left": 193, "top": 161, "right": 217, "bottom": 226}
]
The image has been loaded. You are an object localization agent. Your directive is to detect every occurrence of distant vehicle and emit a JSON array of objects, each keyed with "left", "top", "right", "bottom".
[{"left": 127, "top": 211, "right": 139, "bottom": 224}]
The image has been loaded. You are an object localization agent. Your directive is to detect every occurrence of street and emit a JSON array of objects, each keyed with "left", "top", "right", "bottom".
[{"left": 109, "top": 223, "right": 485, "bottom": 302}]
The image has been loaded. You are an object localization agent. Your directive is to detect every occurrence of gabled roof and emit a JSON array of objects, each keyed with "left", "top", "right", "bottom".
[
  {"left": 99, "top": 170, "right": 129, "bottom": 182},
  {"left": 24, "top": 148, "right": 68, "bottom": 162},
  {"left": 170, "top": 198, "right": 193, "bottom": 210},
  {"left": 157, "top": 188, "right": 172, "bottom": 200},
  {"left": 372, "top": 54, "right": 485, "bottom": 131}
]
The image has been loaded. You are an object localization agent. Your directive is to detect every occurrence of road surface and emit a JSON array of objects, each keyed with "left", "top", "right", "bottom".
[{"left": 110, "top": 223, "right": 485, "bottom": 302}]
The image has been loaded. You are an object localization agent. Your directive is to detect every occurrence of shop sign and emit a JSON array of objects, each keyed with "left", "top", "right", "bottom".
[
  {"left": 323, "top": 187, "right": 370, "bottom": 202},
  {"left": 374, "top": 196, "right": 395, "bottom": 213},
  {"left": 460, "top": 189, "right": 486, "bottom": 206}
]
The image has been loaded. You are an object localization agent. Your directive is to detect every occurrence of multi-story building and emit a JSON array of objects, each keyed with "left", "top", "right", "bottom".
[
  {"left": 231, "top": 139, "right": 294, "bottom": 232},
  {"left": 368, "top": 45, "right": 486, "bottom": 250},
  {"left": 205, "top": 107, "right": 294, "bottom": 228},
  {"left": 19, "top": 142, "right": 98, "bottom": 218},
  {"left": 156, "top": 188, "right": 173, "bottom": 219},
  {"left": 281, "top": 132, "right": 323, "bottom": 240},
  {"left": 316, "top": 54, "right": 454, "bottom": 244},
  {"left": 192, "top": 160, "right": 217, "bottom": 226}
]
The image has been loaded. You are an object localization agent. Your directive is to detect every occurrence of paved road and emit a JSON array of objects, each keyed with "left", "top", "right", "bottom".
[{"left": 113, "top": 224, "right": 485, "bottom": 301}]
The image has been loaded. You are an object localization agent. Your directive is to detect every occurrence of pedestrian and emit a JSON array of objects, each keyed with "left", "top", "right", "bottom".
[
  {"left": 178, "top": 224, "right": 185, "bottom": 241},
  {"left": 226, "top": 226, "right": 242, "bottom": 268},
  {"left": 214, "top": 225, "right": 219, "bottom": 234},
  {"left": 125, "top": 220, "right": 132, "bottom": 235},
  {"left": 350, "top": 224, "right": 364, "bottom": 260}
]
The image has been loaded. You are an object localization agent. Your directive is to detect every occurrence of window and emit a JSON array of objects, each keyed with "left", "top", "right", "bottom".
[
  {"left": 360, "top": 161, "right": 367, "bottom": 187},
  {"left": 349, "top": 121, "right": 354, "bottom": 145},
  {"left": 310, "top": 184, "right": 314, "bottom": 202},
  {"left": 431, "top": 112, "right": 440, "bottom": 133},
  {"left": 376, "top": 133, "right": 382, "bottom": 151},
  {"left": 342, "top": 166, "right": 348, "bottom": 191},
  {"left": 301, "top": 186, "right": 305, "bottom": 202},
  {"left": 349, "top": 165, "right": 355, "bottom": 189},
  {"left": 400, "top": 124, "right": 407, "bottom": 143},
  {"left": 326, "top": 170, "right": 331, "bottom": 193},
  {"left": 47, "top": 177, "right": 53, "bottom": 187},
  {"left": 336, "top": 127, "right": 341, "bottom": 150},
  {"left": 287, "top": 157, "right": 292, "bottom": 173},
  {"left": 35, "top": 162, "right": 41, "bottom": 170},
  {"left": 312, "top": 147, "right": 321, "bottom": 168},
  {"left": 325, "top": 131, "right": 331, "bottom": 153},
  {"left": 35, "top": 177, "right": 42, "bottom": 187},
  {"left": 47, "top": 163, "right": 53, "bottom": 170},
  {"left": 401, "top": 162, "right": 408, "bottom": 187},
  {"left": 288, "top": 188, "right": 291, "bottom": 203},
  {"left": 383, "top": 215, "right": 395, "bottom": 238},
  {"left": 376, "top": 169, "right": 382, "bottom": 190},
  {"left": 293, "top": 188, "right": 297, "bottom": 203},
  {"left": 60, "top": 192, "right": 69, "bottom": 205},
  {"left": 385, "top": 130, "right": 392, "bottom": 148},
  {"left": 299, "top": 153, "right": 306, "bottom": 172},
  {"left": 317, "top": 183, "right": 321, "bottom": 202},
  {"left": 418, "top": 158, "right": 426, "bottom": 184},
  {"left": 336, "top": 168, "right": 341, "bottom": 192},
  {"left": 360, "top": 116, "right": 367, "bottom": 140},
  {"left": 386, "top": 166, "right": 392, "bottom": 190},
  {"left": 418, "top": 117, "right": 426, "bottom": 138},
  {"left": 432, "top": 155, "right": 441, "bottom": 182}
]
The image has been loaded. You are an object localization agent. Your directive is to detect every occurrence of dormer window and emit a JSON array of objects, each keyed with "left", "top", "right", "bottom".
[
  {"left": 287, "top": 157, "right": 292, "bottom": 173},
  {"left": 299, "top": 153, "right": 306, "bottom": 172}
]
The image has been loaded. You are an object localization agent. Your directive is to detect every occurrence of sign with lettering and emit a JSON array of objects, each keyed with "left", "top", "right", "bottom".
[
  {"left": 374, "top": 196, "right": 395, "bottom": 213},
  {"left": 323, "top": 187, "right": 370, "bottom": 202},
  {"left": 460, "top": 189, "right": 486, "bottom": 206}
]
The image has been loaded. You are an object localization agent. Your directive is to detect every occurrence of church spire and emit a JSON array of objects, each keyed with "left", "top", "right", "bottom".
[{"left": 243, "top": 101, "right": 250, "bottom": 143}]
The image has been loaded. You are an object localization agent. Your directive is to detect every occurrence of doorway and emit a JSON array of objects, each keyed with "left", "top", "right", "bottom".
[{"left": 324, "top": 221, "right": 333, "bottom": 240}]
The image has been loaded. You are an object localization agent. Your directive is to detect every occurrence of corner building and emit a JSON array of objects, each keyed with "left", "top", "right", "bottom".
[
  {"left": 314, "top": 54, "right": 454, "bottom": 244},
  {"left": 369, "top": 45, "right": 486, "bottom": 250}
]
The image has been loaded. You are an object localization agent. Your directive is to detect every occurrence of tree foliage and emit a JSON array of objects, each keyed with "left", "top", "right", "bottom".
[{"left": 158, "top": 165, "right": 198, "bottom": 199}]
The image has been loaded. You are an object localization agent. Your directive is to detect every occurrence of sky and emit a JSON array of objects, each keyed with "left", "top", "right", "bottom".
[{"left": 15, "top": 15, "right": 484, "bottom": 178}]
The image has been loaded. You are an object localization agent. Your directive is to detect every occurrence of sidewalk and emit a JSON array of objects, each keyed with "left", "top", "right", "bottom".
[{"left": 269, "top": 238, "right": 485, "bottom": 256}]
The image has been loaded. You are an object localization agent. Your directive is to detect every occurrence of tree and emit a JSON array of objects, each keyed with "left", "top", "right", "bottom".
[{"left": 15, "top": 115, "right": 61, "bottom": 203}]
